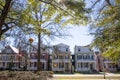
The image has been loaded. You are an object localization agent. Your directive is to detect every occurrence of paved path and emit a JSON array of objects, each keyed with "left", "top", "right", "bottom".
[{"left": 49, "top": 73, "right": 120, "bottom": 80}]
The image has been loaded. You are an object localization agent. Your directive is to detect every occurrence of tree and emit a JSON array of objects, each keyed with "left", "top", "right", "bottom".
[
  {"left": 0, "top": 0, "right": 89, "bottom": 71},
  {"left": 23, "top": 0, "right": 89, "bottom": 71},
  {"left": 0, "top": 0, "right": 27, "bottom": 39},
  {"left": 0, "top": 0, "right": 89, "bottom": 40},
  {"left": 90, "top": 0, "right": 120, "bottom": 62}
]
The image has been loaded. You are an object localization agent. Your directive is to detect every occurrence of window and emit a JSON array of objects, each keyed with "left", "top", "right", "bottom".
[
  {"left": 87, "top": 55, "right": 90, "bottom": 59},
  {"left": 78, "top": 48, "right": 80, "bottom": 52},
  {"left": 65, "top": 55, "right": 69, "bottom": 59},
  {"left": 5, "top": 49, "right": 12, "bottom": 53},
  {"left": 34, "top": 62, "right": 37, "bottom": 67},
  {"left": 42, "top": 63, "right": 45, "bottom": 69},
  {"left": 59, "top": 63, "right": 64, "bottom": 68},
  {"left": 77, "top": 55, "right": 82, "bottom": 59},
  {"left": 83, "top": 54, "right": 87, "bottom": 59},
  {"left": 11, "top": 56, "right": 15, "bottom": 60},
  {"left": 84, "top": 63, "right": 88, "bottom": 68},
  {"left": 30, "top": 54, "right": 36, "bottom": 59},
  {"left": 0, "top": 55, "right": 1, "bottom": 60},
  {"left": 81, "top": 63, "right": 83, "bottom": 68},
  {"left": 78, "top": 63, "right": 81, "bottom": 68},
  {"left": 30, "top": 62, "right": 33, "bottom": 67},
  {"left": 3, "top": 62, "right": 5, "bottom": 66},
  {"left": 95, "top": 52, "right": 99, "bottom": 55},
  {"left": 91, "top": 55, "right": 94, "bottom": 60},
  {"left": 66, "top": 48, "right": 68, "bottom": 52},
  {"left": 54, "top": 55, "right": 58, "bottom": 59},
  {"left": 41, "top": 55, "right": 45, "bottom": 59},
  {"left": 59, "top": 55, "right": 63, "bottom": 59},
  {"left": 2, "top": 56, "right": 6, "bottom": 60},
  {"left": 6, "top": 56, "right": 9, "bottom": 60},
  {"left": 53, "top": 63, "right": 58, "bottom": 68}
]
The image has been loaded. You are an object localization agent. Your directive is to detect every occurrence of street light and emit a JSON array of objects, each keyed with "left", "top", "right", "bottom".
[
  {"left": 29, "top": 38, "right": 33, "bottom": 43},
  {"left": 28, "top": 38, "right": 33, "bottom": 70}
]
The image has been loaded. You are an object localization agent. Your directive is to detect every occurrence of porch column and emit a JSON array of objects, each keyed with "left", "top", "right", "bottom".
[{"left": 89, "top": 63, "right": 90, "bottom": 71}]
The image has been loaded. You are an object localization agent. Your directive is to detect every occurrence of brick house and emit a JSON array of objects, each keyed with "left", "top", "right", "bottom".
[
  {"left": 0, "top": 45, "right": 25, "bottom": 70},
  {"left": 27, "top": 45, "right": 49, "bottom": 71}
]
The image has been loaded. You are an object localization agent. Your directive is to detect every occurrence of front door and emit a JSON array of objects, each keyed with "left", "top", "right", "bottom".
[{"left": 65, "top": 63, "right": 69, "bottom": 72}]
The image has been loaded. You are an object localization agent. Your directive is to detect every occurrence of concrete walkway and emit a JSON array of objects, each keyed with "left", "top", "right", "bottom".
[{"left": 52, "top": 73, "right": 120, "bottom": 80}]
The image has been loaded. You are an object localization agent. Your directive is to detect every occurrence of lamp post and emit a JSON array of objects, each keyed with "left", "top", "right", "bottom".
[
  {"left": 28, "top": 38, "right": 33, "bottom": 70},
  {"left": 103, "top": 59, "right": 106, "bottom": 79}
]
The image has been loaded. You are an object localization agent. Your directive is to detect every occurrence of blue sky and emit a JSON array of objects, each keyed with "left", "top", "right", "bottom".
[{"left": 51, "top": 25, "right": 94, "bottom": 53}]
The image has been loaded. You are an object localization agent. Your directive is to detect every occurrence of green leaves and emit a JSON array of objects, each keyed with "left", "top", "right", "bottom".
[
  {"left": 92, "top": 0, "right": 120, "bottom": 62},
  {"left": 116, "top": 0, "right": 120, "bottom": 4}
]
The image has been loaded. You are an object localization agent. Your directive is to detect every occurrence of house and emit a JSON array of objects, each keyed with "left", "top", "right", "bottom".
[
  {"left": 0, "top": 45, "right": 25, "bottom": 70},
  {"left": 93, "top": 48, "right": 118, "bottom": 72},
  {"left": 94, "top": 51, "right": 104, "bottom": 72},
  {"left": 27, "top": 45, "right": 50, "bottom": 71},
  {"left": 74, "top": 46, "right": 96, "bottom": 72},
  {"left": 103, "top": 58, "right": 117, "bottom": 72},
  {"left": 52, "top": 43, "right": 72, "bottom": 73}
]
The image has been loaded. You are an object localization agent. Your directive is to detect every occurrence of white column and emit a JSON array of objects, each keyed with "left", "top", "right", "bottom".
[
  {"left": 76, "top": 62, "right": 78, "bottom": 71},
  {"left": 44, "top": 62, "right": 46, "bottom": 69},
  {"left": 89, "top": 63, "right": 90, "bottom": 71},
  {"left": 52, "top": 62, "right": 53, "bottom": 71}
]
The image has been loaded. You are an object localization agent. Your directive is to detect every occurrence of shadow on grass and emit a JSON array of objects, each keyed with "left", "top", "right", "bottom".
[
  {"left": 54, "top": 71, "right": 100, "bottom": 74},
  {"left": 54, "top": 71, "right": 74, "bottom": 74},
  {"left": 75, "top": 71, "right": 100, "bottom": 74}
]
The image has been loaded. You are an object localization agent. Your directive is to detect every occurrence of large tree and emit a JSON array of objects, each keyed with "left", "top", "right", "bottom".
[
  {"left": 0, "top": 0, "right": 89, "bottom": 71},
  {"left": 22, "top": 0, "right": 89, "bottom": 71},
  {"left": 0, "top": 0, "right": 28, "bottom": 39},
  {"left": 90, "top": 0, "right": 120, "bottom": 62},
  {"left": 0, "top": 0, "right": 89, "bottom": 39}
]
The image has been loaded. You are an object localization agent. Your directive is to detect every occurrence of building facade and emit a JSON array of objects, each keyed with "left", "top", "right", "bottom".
[
  {"left": 27, "top": 45, "right": 49, "bottom": 71},
  {"left": 52, "top": 43, "right": 72, "bottom": 73},
  {"left": 75, "top": 46, "right": 96, "bottom": 72},
  {"left": 0, "top": 44, "right": 119, "bottom": 72},
  {"left": 0, "top": 45, "right": 25, "bottom": 70},
  {"left": 104, "top": 58, "right": 117, "bottom": 72}
]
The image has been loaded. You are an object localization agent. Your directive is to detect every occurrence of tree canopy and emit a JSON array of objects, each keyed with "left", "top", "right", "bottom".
[{"left": 90, "top": 0, "right": 120, "bottom": 62}]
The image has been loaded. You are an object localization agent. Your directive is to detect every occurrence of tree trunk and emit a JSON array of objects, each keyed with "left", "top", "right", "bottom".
[
  {"left": 37, "top": 33, "right": 41, "bottom": 71},
  {"left": 0, "top": 0, "right": 12, "bottom": 37}
]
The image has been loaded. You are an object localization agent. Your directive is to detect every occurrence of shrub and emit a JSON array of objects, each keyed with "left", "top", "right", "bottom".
[{"left": 36, "top": 71, "right": 54, "bottom": 78}]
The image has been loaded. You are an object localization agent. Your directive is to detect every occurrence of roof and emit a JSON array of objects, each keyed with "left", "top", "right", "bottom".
[
  {"left": 9, "top": 45, "right": 19, "bottom": 53},
  {"left": 54, "top": 43, "right": 69, "bottom": 47},
  {"left": 2, "top": 45, "right": 19, "bottom": 54},
  {"left": 75, "top": 46, "right": 93, "bottom": 54}
]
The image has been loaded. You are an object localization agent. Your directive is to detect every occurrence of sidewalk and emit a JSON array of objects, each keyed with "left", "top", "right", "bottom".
[{"left": 52, "top": 73, "right": 120, "bottom": 80}]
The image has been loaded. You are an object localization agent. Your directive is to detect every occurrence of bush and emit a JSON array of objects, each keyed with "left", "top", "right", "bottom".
[{"left": 36, "top": 71, "right": 54, "bottom": 78}]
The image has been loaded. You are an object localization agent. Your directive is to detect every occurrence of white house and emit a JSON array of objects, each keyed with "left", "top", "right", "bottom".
[
  {"left": 103, "top": 58, "right": 117, "bottom": 72},
  {"left": 74, "top": 46, "right": 96, "bottom": 72},
  {"left": 52, "top": 43, "right": 72, "bottom": 73}
]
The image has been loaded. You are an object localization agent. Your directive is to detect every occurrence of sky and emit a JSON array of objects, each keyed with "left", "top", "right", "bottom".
[{"left": 51, "top": 25, "right": 94, "bottom": 53}]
